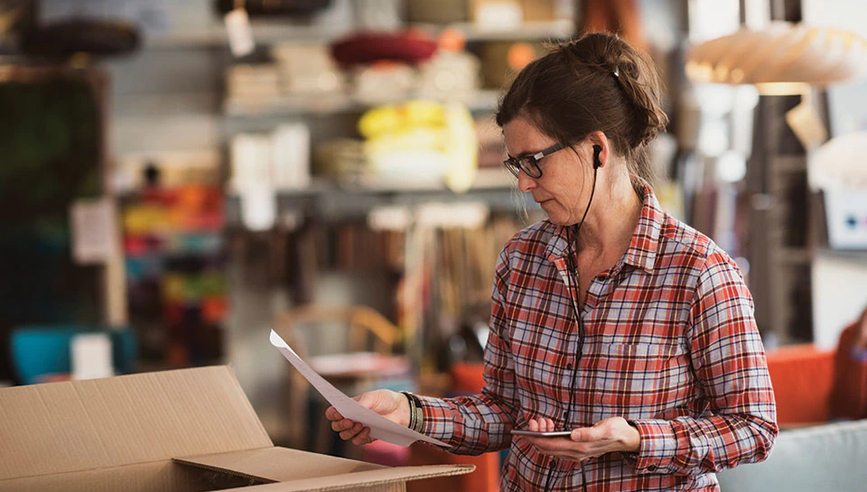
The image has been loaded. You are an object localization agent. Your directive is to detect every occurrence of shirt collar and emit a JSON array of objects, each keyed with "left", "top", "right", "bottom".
[{"left": 545, "top": 176, "right": 663, "bottom": 274}]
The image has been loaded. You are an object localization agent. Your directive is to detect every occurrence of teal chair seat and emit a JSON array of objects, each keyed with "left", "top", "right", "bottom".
[{"left": 10, "top": 325, "right": 136, "bottom": 385}]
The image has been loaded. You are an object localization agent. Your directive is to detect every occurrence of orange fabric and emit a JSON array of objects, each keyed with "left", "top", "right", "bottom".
[
  {"left": 580, "top": 0, "right": 648, "bottom": 52},
  {"left": 765, "top": 344, "right": 835, "bottom": 424},
  {"left": 830, "top": 322, "right": 867, "bottom": 420},
  {"left": 451, "top": 362, "right": 486, "bottom": 394},
  {"left": 408, "top": 442, "right": 499, "bottom": 492}
]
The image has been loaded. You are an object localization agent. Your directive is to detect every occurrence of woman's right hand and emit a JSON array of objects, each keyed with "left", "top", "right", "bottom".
[{"left": 325, "top": 389, "right": 411, "bottom": 445}]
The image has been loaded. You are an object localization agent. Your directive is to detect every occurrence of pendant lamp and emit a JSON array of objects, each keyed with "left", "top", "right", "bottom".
[
  {"left": 687, "top": 22, "right": 867, "bottom": 147},
  {"left": 686, "top": 22, "right": 867, "bottom": 96}
]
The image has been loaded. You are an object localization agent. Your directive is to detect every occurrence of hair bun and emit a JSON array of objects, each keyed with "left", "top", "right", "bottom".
[{"left": 604, "top": 49, "right": 668, "bottom": 147}]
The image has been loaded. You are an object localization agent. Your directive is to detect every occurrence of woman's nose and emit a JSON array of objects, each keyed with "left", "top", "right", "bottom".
[{"left": 517, "top": 170, "right": 537, "bottom": 193}]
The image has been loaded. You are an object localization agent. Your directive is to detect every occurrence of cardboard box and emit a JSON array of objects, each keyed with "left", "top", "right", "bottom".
[
  {"left": 520, "top": 0, "right": 557, "bottom": 22},
  {"left": 0, "top": 366, "right": 473, "bottom": 492},
  {"left": 405, "top": 0, "right": 469, "bottom": 24}
]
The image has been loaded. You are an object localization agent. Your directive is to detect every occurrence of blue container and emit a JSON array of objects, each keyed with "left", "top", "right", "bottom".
[{"left": 10, "top": 325, "right": 137, "bottom": 385}]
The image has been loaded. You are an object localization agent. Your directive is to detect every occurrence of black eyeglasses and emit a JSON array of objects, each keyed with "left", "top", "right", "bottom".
[{"left": 503, "top": 142, "right": 569, "bottom": 179}]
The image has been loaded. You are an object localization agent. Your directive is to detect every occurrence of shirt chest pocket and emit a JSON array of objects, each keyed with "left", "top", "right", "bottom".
[{"left": 585, "top": 342, "right": 686, "bottom": 414}]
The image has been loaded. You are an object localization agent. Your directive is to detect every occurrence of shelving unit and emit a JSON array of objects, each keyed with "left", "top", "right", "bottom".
[
  {"left": 223, "top": 90, "right": 501, "bottom": 118},
  {"left": 225, "top": 169, "right": 526, "bottom": 224},
  {"left": 144, "top": 19, "right": 575, "bottom": 50},
  {"left": 410, "top": 19, "right": 575, "bottom": 41},
  {"left": 145, "top": 24, "right": 353, "bottom": 49}
]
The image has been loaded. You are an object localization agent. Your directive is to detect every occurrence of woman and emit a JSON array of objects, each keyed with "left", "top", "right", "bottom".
[{"left": 326, "top": 32, "right": 777, "bottom": 491}]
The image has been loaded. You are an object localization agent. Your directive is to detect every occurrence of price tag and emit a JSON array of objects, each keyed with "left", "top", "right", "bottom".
[
  {"left": 225, "top": 8, "right": 255, "bottom": 57},
  {"left": 70, "top": 198, "right": 118, "bottom": 265}
]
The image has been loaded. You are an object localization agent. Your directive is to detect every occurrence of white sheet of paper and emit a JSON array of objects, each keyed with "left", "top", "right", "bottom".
[
  {"left": 269, "top": 330, "right": 450, "bottom": 448},
  {"left": 70, "top": 198, "right": 117, "bottom": 265}
]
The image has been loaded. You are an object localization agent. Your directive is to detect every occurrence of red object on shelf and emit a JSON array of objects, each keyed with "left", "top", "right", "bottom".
[
  {"left": 123, "top": 235, "right": 149, "bottom": 255},
  {"left": 181, "top": 211, "right": 225, "bottom": 232},
  {"left": 331, "top": 32, "right": 438, "bottom": 67},
  {"left": 164, "top": 302, "right": 185, "bottom": 325},
  {"left": 202, "top": 297, "right": 228, "bottom": 324}
]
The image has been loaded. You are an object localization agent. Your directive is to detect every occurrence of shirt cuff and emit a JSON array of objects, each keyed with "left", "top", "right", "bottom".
[
  {"left": 415, "top": 395, "right": 457, "bottom": 444},
  {"left": 626, "top": 419, "right": 679, "bottom": 473}
]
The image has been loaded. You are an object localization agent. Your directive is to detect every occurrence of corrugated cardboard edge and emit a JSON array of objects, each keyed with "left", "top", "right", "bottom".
[
  {"left": 173, "top": 447, "right": 385, "bottom": 483},
  {"left": 0, "top": 460, "right": 200, "bottom": 492},
  {"left": 217, "top": 464, "right": 476, "bottom": 492},
  {"left": 172, "top": 460, "right": 274, "bottom": 486}
]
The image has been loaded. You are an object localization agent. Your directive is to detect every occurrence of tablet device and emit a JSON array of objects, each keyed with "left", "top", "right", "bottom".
[{"left": 510, "top": 430, "right": 573, "bottom": 437}]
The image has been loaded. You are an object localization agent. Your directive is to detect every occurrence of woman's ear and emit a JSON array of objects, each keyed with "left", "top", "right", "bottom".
[{"left": 587, "top": 131, "right": 610, "bottom": 168}]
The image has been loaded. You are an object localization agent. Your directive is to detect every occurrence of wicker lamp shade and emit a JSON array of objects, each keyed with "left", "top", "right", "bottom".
[{"left": 686, "top": 23, "right": 867, "bottom": 93}]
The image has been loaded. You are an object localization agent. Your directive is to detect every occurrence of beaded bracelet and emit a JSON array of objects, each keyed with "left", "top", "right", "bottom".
[{"left": 400, "top": 391, "right": 424, "bottom": 432}]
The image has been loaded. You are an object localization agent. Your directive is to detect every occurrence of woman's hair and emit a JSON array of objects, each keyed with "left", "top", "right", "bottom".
[{"left": 495, "top": 32, "right": 669, "bottom": 181}]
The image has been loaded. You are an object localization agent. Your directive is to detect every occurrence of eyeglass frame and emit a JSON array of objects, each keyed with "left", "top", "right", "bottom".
[{"left": 503, "top": 141, "right": 572, "bottom": 179}]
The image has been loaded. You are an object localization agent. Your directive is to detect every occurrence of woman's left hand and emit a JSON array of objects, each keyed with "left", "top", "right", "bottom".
[{"left": 520, "top": 417, "right": 641, "bottom": 462}]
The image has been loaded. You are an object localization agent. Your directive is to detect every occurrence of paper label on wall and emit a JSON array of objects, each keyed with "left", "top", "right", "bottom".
[
  {"left": 225, "top": 8, "right": 255, "bottom": 57},
  {"left": 269, "top": 330, "right": 451, "bottom": 448},
  {"left": 70, "top": 198, "right": 118, "bottom": 265},
  {"left": 240, "top": 182, "right": 276, "bottom": 231},
  {"left": 72, "top": 333, "right": 115, "bottom": 381}
]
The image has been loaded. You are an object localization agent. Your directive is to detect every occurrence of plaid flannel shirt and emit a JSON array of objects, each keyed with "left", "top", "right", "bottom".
[{"left": 417, "top": 181, "right": 778, "bottom": 491}]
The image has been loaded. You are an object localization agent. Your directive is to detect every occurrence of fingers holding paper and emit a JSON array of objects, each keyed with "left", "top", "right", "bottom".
[
  {"left": 326, "top": 410, "right": 372, "bottom": 445},
  {"left": 273, "top": 330, "right": 447, "bottom": 448},
  {"left": 325, "top": 389, "right": 411, "bottom": 446}
]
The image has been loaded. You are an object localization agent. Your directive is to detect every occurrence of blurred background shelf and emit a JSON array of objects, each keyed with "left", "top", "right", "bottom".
[
  {"left": 223, "top": 90, "right": 501, "bottom": 118},
  {"left": 410, "top": 20, "right": 574, "bottom": 42},
  {"left": 145, "top": 24, "right": 355, "bottom": 49},
  {"left": 143, "top": 20, "right": 575, "bottom": 50},
  {"left": 225, "top": 168, "right": 525, "bottom": 223}
]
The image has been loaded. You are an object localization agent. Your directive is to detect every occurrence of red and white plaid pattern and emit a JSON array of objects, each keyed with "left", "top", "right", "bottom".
[{"left": 417, "top": 181, "right": 778, "bottom": 491}]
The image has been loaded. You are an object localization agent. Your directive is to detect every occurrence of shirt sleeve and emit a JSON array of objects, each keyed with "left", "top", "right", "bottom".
[
  {"left": 628, "top": 250, "right": 779, "bottom": 475},
  {"left": 415, "top": 248, "right": 521, "bottom": 455}
]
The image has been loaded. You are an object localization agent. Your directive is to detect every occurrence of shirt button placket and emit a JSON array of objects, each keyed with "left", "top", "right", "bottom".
[{"left": 563, "top": 362, "right": 574, "bottom": 423}]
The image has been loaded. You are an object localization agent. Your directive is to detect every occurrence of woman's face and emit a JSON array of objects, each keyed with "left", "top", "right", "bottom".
[{"left": 503, "top": 117, "right": 595, "bottom": 226}]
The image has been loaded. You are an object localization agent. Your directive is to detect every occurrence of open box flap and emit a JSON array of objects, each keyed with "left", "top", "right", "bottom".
[
  {"left": 175, "top": 447, "right": 474, "bottom": 492},
  {"left": 216, "top": 464, "right": 477, "bottom": 492},
  {"left": 0, "top": 366, "right": 272, "bottom": 481},
  {"left": 174, "top": 447, "right": 384, "bottom": 483}
]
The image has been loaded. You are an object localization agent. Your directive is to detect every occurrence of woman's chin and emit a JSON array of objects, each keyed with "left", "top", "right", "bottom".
[
  {"left": 540, "top": 203, "right": 576, "bottom": 226},
  {"left": 546, "top": 212, "right": 579, "bottom": 227},
  {"left": 547, "top": 215, "right": 568, "bottom": 226}
]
